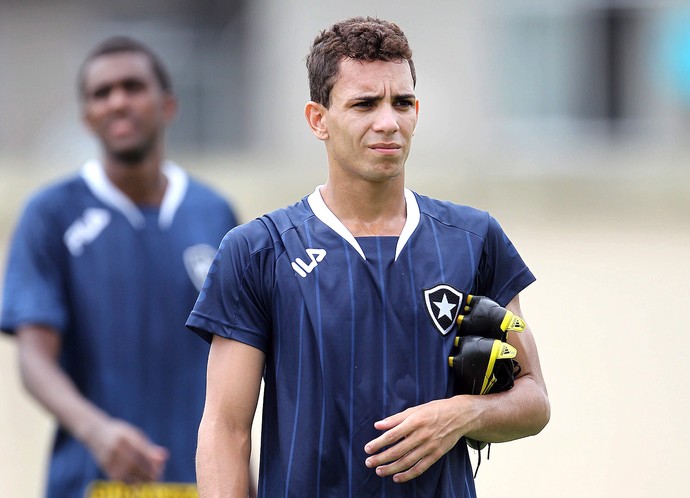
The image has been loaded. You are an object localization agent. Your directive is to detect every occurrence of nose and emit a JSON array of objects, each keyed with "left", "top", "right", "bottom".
[
  {"left": 372, "top": 104, "right": 400, "bottom": 134},
  {"left": 106, "top": 87, "right": 130, "bottom": 110}
]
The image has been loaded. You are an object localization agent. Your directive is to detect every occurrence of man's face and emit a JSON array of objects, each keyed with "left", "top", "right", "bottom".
[
  {"left": 320, "top": 58, "right": 418, "bottom": 184},
  {"left": 81, "top": 52, "right": 175, "bottom": 163}
]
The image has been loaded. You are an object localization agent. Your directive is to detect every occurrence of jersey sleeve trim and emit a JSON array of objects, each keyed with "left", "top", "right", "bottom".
[
  {"left": 186, "top": 311, "right": 268, "bottom": 351},
  {"left": 492, "top": 266, "right": 536, "bottom": 307}
]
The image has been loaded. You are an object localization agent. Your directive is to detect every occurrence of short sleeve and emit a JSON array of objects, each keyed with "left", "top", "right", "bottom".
[
  {"left": 1, "top": 197, "right": 69, "bottom": 335},
  {"left": 472, "top": 215, "right": 535, "bottom": 307},
  {"left": 186, "top": 221, "right": 274, "bottom": 352}
]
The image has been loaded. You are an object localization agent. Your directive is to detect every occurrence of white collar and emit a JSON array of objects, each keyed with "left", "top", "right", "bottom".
[
  {"left": 307, "top": 186, "right": 420, "bottom": 261},
  {"left": 80, "top": 159, "right": 188, "bottom": 230}
]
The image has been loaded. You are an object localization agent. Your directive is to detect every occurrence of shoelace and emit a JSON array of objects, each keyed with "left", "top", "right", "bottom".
[{"left": 472, "top": 442, "right": 492, "bottom": 478}]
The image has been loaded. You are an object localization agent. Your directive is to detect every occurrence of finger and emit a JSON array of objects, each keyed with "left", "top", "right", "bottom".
[
  {"left": 365, "top": 433, "right": 416, "bottom": 468},
  {"left": 366, "top": 440, "right": 420, "bottom": 474},
  {"left": 148, "top": 445, "right": 169, "bottom": 480},
  {"left": 391, "top": 455, "right": 434, "bottom": 483},
  {"left": 136, "top": 444, "right": 170, "bottom": 482},
  {"left": 364, "top": 423, "right": 409, "bottom": 456},
  {"left": 120, "top": 440, "right": 166, "bottom": 482},
  {"left": 102, "top": 438, "right": 142, "bottom": 482},
  {"left": 372, "top": 408, "right": 410, "bottom": 431},
  {"left": 116, "top": 447, "right": 156, "bottom": 483},
  {"left": 119, "top": 447, "right": 168, "bottom": 483}
]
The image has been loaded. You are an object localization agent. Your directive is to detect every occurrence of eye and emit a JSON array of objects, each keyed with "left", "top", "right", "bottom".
[
  {"left": 122, "top": 79, "right": 146, "bottom": 94},
  {"left": 353, "top": 100, "right": 374, "bottom": 109},
  {"left": 395, "top": 99, "right": 415, "bottom": 108},
  {"left": 91, "top": 86, "right": 111, "bottom": 100}
]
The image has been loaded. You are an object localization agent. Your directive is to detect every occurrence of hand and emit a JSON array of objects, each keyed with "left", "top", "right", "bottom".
[
  {"left": 83, "top": 417, "right": 169, "bottom": 483},
  {"left": 363, "top": 397, "right": 476, "bottom": 483}
]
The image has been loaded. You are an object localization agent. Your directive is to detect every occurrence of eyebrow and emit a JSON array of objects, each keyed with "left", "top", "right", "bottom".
[
  {"left": 348, "top": 92, "right": 416, "bottom": 102},
  {"left": 88, "top": 76, "right": 148, "bottom": 96}
]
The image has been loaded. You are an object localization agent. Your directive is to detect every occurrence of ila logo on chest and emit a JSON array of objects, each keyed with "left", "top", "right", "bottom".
[
  {"left": 64, "top": 208, "right": 111, "bottom": 256},
  {"left": 292, "top": 248, "right": 327, "bottom": 278}
]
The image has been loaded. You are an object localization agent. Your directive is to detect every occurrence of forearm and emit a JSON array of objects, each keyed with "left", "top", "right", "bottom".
[
  {"left": 463, "top": 373, "right": 550, "bottom": 443},
  {"left": 18, "top": 329, "right": 109, "bottom": 443},
  {"left": 17, "top": 325, "right": 169, "bottom": 481},
  {"left": 196, "top": 416, "right": 252, "bottom": 498},
  {"left": 462, "top": 295, "right": 550, "bottom": 443}
]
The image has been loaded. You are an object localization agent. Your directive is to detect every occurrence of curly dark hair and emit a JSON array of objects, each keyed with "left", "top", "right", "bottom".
[
  {"left": 77, "top": 36, "right": 172, "bottom": 99},
  {"left": 306, "top": 17, "right": 416, "bottom": 107}
]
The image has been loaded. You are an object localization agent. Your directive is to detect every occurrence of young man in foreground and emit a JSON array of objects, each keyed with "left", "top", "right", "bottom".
[{"left": 188, "top": 17, "right": 549, "bottom": 497}]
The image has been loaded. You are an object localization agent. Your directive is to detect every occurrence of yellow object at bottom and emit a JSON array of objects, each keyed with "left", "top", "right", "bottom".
[{"left": 85, "top": 481, "right": 198, "bottom": 498}]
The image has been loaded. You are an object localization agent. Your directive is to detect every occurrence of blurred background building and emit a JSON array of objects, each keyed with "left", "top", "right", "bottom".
[
  {"left": 2, "top": 0, "right": 690, "bottom": 173},
  {"left": 0, "top": 0, "right": 248, "bottom": 163}
]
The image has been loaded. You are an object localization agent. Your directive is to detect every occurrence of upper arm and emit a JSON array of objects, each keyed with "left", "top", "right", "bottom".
[
  {"left": 203, "top": 335, "right": 265, "bottom": 432},
  {"left": 197, "top": 337, "right": 263, "bottom": 498},
  {"left": 504, "top": 295, "right": 547, "bottom": 396}
]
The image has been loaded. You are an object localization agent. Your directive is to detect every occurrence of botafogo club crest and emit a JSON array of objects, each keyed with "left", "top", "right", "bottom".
[{"left": 423, "top": 284, "right": 464, "bottom": 336}]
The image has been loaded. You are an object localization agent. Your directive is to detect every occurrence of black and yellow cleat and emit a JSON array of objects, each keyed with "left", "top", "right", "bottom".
[
  {"left": 448, "top": 335, "right": 517, "bottom": 396},
  {"left": 456, "top": 295, "right": 526, "bottom": 341},
  {"left": 448, "top": 334, "right": 518, "bottom": 453},
  {"left": 449, "top": 295, "right": 525, "bottom": 462}
]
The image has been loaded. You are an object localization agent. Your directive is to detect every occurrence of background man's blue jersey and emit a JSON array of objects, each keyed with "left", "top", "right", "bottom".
[
  {"left": 1, "top": 160, "right": 238, "bottom": 498},
  {"left": 187, "top": 187, "right": 535, "bottom": 498}
]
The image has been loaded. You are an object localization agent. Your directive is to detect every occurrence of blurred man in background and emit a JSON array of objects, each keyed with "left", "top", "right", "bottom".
[
  {"left": 188, "top": 16, "right": 549, "bottom": 497},
  {"left": 0, "top": 37, "right": 238, "bottom": 497}
]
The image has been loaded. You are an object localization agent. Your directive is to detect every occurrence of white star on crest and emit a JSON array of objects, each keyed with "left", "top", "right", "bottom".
[{"left": 433, "top": 293, "right": 456, "bottom": 320}]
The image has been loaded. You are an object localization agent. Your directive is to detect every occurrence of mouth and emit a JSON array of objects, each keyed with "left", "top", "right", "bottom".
[
  {"left": 369, "top": 143, "right": 402, "bottom": 154},
  {"left": 107, "top": 117, "right": 137, "bottom": 138}
]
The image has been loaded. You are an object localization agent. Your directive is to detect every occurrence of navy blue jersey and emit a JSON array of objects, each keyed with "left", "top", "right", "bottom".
[
  {"left": 187, "top": 187, "right": 534, "bottom": 498},
  {"left": 1, "top": 160, "right": 238, "bottom": 498}
]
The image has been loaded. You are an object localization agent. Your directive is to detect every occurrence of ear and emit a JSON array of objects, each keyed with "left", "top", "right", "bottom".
[
  {"left": 81, "top": 104, "right": 96, "bottom": 133},
  {"left": 305, "top": 101, "right": 329, "bottom": 141},
  {"left": 162, "top": 93, "right": 178, "bottom": 124}
]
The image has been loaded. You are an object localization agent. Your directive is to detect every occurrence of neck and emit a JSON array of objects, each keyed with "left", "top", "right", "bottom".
[
  {"left": 320, "top": 177, "right": 406, "bottom": 237},
  {"left": 102, "top": 154, "right": 167, "bottom": 206}
]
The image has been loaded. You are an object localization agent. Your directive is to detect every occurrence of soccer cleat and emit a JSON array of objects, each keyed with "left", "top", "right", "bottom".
[
  {"left": 456, "top": 295, "right": 526, "bottom": 341},
  {"left": 448, "top": 336, "right": 517, "bottom": 396},
  {"left": 449, "top": 295, "right": 525, "bottom": 459},
  {"left": 449, "top": 335, "right": 518, "bottom": 453},
  {"left": 466, "top": 437, "right": 489, "bottom": 451}
]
